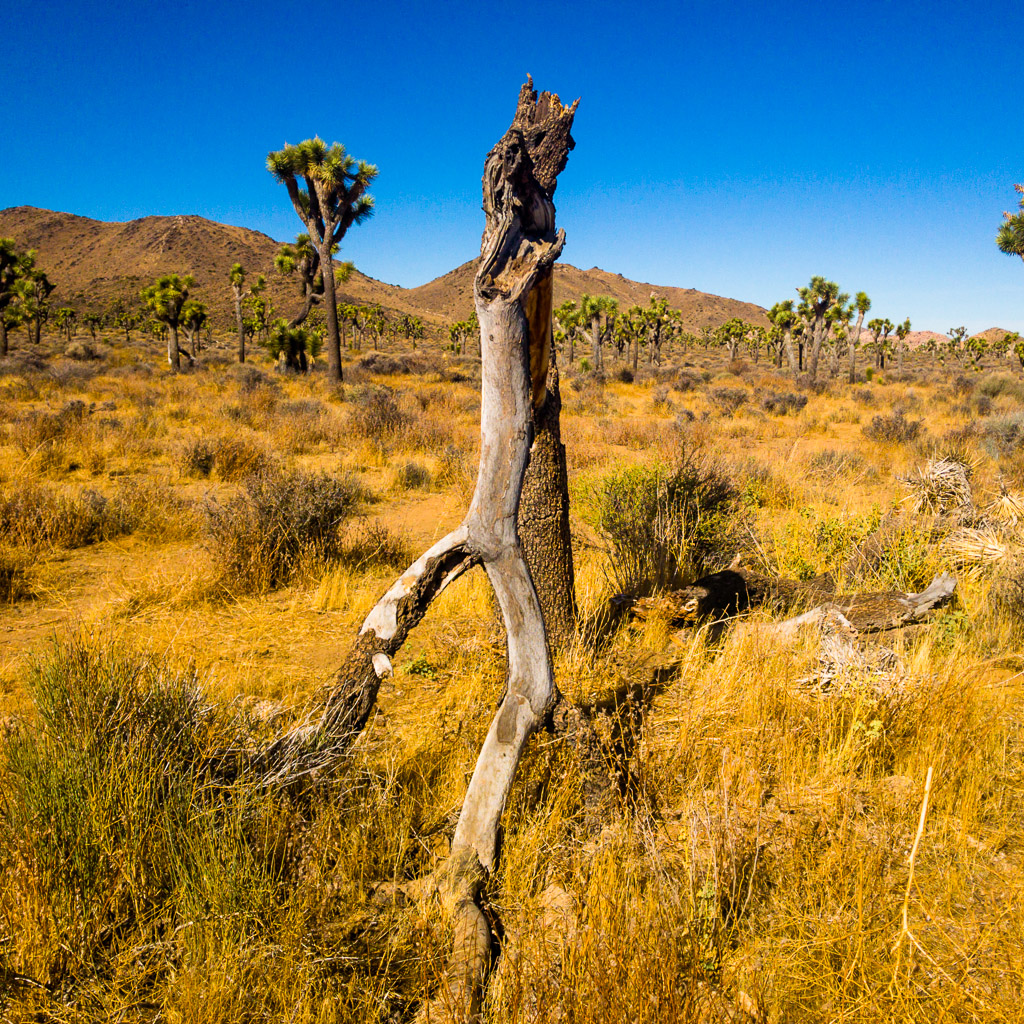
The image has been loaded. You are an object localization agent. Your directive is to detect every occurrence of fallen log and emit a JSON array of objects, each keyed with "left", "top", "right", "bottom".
[{"left": 626, "top": 568, "right": 956, "bottom": 634}]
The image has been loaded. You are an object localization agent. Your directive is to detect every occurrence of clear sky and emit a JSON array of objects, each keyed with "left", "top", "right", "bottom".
[{"left": 2, "top": 0, "right": 1023, "bottom": 333}]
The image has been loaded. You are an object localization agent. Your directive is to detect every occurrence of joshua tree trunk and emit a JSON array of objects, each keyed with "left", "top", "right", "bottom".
[
  {"left": 167, "top": 324, "right": 180, "bottom": 371},
  {"left": 233, "top": 287, "right": 246, "bottom": 363},
  {"left": 807, "top": 316, "right": 825, "bottom": 380},
  {"left": 590, "top": 312, "right": 601, "bottom": 369},
  {"left": 0, "top": 320, "right": 7, "bottom": 357},
  {"left": 849, "top": 313, "right": 864, "bottom": 383},
  {"left": 320, "top": 246, "right": 343, "bottom": 381},
  {"left": 519, "top": 359, "right": 577, "bottom": 651}
]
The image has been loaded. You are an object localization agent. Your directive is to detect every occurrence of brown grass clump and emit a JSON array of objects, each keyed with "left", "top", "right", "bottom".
[{"left": 204, "top": 468, "right": 368, "bottom": 592}]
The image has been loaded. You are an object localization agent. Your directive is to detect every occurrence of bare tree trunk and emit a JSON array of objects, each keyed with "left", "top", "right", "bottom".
[
  {"left": 783, "top": 329, "right": 798, "bottom": 376},
  {"left": 167, "top": 324, "right": 180, "bottom": 371},
  {"left": 849, "top": 314, "right": 863, "bottom": 383},
  {"left": 0, "top": 319, "right": 7, "bottom": 357},
  {"left": 260, "top": 79, "right": 578, "bottom": 1021},
  {"left": 807, "top": 316, "right": 825, "bottom": 380},
  {"left": 320, "top": 244, "right": 343, "bottom": 382}
]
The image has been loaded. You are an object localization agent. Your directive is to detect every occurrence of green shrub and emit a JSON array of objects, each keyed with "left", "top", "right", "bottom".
[{"left": 591, "top": 451, "right": 740, "bottom": 596}]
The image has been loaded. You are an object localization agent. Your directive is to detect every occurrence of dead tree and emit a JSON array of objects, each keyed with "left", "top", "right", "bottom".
[{"left": 257, "top": 78, "right": 578, "bottom": 1018}]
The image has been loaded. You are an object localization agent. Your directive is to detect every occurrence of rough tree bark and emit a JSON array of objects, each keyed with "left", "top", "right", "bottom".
[{"left": 518, "top": 359, "right": 578, "bottom": 651}]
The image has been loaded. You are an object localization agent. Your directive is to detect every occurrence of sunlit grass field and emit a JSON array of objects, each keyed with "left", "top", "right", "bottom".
[{"left": 2, "top": 332, "right": 1023, "bottom": 1022}]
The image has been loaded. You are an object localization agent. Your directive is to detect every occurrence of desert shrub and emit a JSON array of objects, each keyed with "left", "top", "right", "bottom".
[
  {"left": 357, "top": 352, "right": 427, "bottom": 376},
  {"left": 591, "top": 450, "right": 740, "bottom": 596},
  {"left": 1, "top": 485, "right": 128, "bottom": 548},
  {"left": 952, "top": 373, "right": 974, "bottom": 395},
  {"left": 852, "top": 387, "right": 875, "bottom": 405},
  {"left": 975, "top": 394, "right": 993, "bottom": 416},
  {"left": 392, "top": 460, "right": 432, "bottom": 491},
  {"left": 212, "top": 436, "right": 274, "bottom": 481},
  {"left": 982, "top": 412, "right": 1024, "bottom": 456},
  {"left": 862, "top": 410, "right": 923, "bottom": 443},
  {"left": 64, "top": 340, "right": 98, "bottom": 361},
  {"left": 979, "top": 373, "right": 1024, "bottom": 402},
  {"left": 349, "top": 387, "right": 410, "bottom": 438},
  {"left": 0, "top": 481, "right": 193, "bottom": 548},
  {"left": 807, "top": 449, "right": 867, "bottom": 480},
  {"left": 437, "top": 444, "right": 475, "bottom": 495},
  {"left": 727, "top": 358, "right": 748, "bottom": 376},
  {"left": 179, "top": 437, "right": 216, "bottom": 477},
  {"left": 761, "top": 390, "right": 808, "bottom": 415},
  {"left": 651, "top": 385, "right": 671, "bottom": 411},
  {"left": 613, "top": 366, "right": 634, "bottom": 383},
  {"left": 670, "top": 369, "right": 703, "bottom": 392},
  {"left": 9, "top": 400, "right": 90, "bottom": 468},
  {"left": 737, "top": 459, "right": 798, "bottom": 510},
  {"left": 709, "top": 386, "right": 747, "bottom": 415},
  {"left": 205, "top": 468, "right": 366, "bottom": 592},
  {"left": 276, "top": 398, "right": 339, "bottom": 453}
]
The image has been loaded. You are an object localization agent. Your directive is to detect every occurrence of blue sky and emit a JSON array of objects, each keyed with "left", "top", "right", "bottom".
[{"left": 2, "top": 0, "right": 1023, "bottom": 332}]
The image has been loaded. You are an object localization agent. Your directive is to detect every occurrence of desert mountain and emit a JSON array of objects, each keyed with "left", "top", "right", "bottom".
[{"left": 1, "top": 206, "right": 766, "bottom": 332}]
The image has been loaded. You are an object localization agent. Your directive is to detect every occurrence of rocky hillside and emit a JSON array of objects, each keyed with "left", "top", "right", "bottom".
[{"left": 0, "top": 206, "right": 768, "bottom": 332}]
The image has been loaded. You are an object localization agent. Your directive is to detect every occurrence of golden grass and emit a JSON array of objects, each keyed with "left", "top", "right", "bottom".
[{"left": 1, "top": 334, "right": 1023, "bottom": 1021}]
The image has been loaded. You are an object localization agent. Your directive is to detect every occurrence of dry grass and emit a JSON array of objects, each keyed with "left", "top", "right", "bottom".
[{"left": 1, "top": 335, "right": 1023, "bottom": 1021}]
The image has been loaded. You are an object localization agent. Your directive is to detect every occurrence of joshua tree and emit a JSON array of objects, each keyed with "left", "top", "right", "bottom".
[
  {"left": 54, "top": 307, "right": 76, "bottom": 343},
  {"left": 141, "top": 273, "right": 194, "bottom": 370},
  {"left": 275, "top": 233, "right": 355, "bottom": 329},
  {"left": 13, "top": 267, "right": 55, "bottom": 345},
  {"left": 715, "top": 316, "right": 748, "bottom": 362},
  {"left": 108, "top": 300, "right": 140, "bottom": 344},
  {"left": 82, "top": 312, "right": 104, "bottom": 341},
  {"left": 267, "top": 138, "right": 377, "bottom": 382},
  {"left": 229, "top": 264, "right": 266, "bottom": 363},
  {"left": 848, "top": 291, "right": 871, "bottom": 383},
  {"left": 946, "top": 325, "right": 968, "bottom": 364},
  {"left": 181, "top": 300, "right": 208, "bottom": 356},
  {"left": 578, "top": 294, "right": 618, "bottom": 369},
  {"left": 768, "top": 300, "right": 799, "bottom": 375},
  {"left": 266, "top": 317, "right": 320, "bottom": 372},
  {"left": 867, "top": 317, "right": 894, "bottom": 369},
  {"left": 797, "top": 276, "right": 847, "bottom": 381},
  {"left": 449, "top": 311, "right": 479, "bottom": 355},
  {"left": 894, "top": 317, "right": 912, "bottom": 374},
  {"left": 996, "top": 184, "right": 1024, "bottom": 264},
  {"left": 553, "top": 299, "right": 581, "bottom": 364},
  {"left": 0, "top": 239, "right": 24, "bottom": 356}
]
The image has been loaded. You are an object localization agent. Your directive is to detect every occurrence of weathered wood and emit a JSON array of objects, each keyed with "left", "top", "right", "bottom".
[
  {"left": 628, "top": 567, "right": 956, "bottom": 635},
  {"left": 630, "top": 567, "right": 836, "bottom": 624}
]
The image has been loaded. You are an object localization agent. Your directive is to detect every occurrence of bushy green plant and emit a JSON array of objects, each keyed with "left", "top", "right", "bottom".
[{"left": 591, "top": 451, "right": 740, "bottom": 596}]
